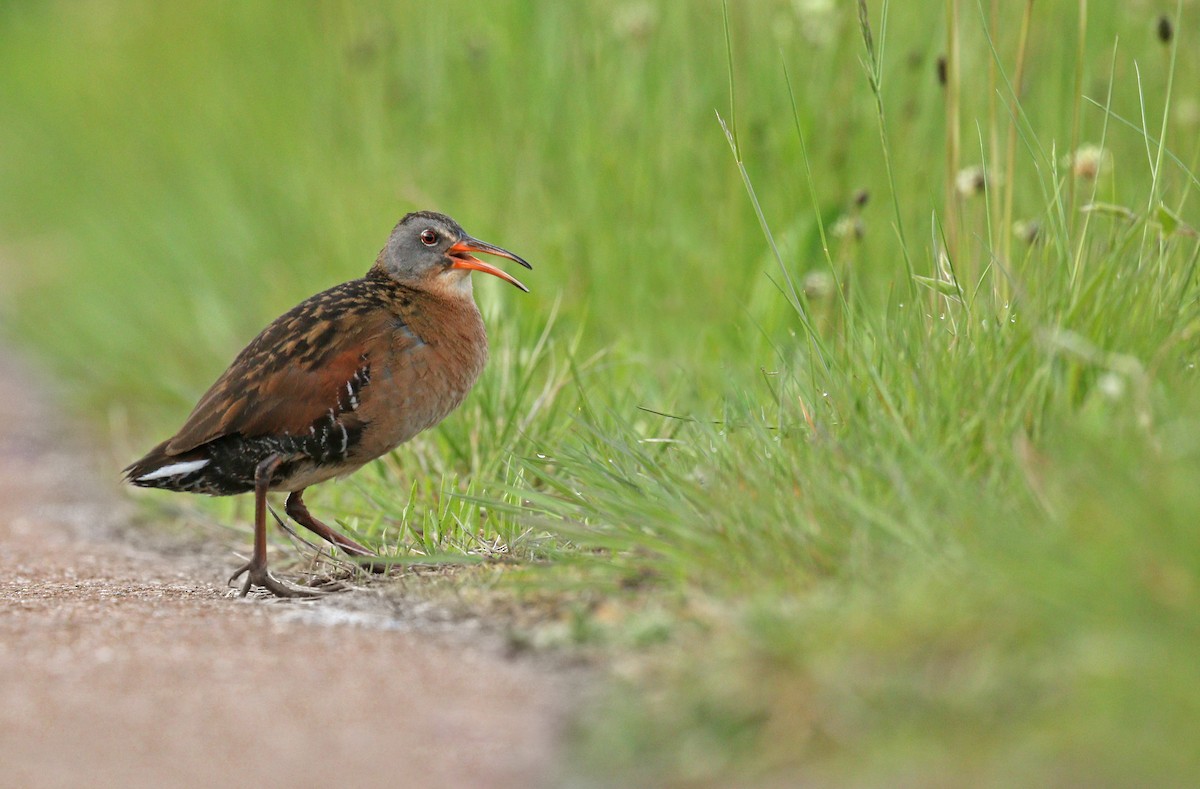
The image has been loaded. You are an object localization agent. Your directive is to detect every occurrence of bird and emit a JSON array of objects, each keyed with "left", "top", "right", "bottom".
[{"left": 124, "top": 211, "right": 532, "bottom": 597}]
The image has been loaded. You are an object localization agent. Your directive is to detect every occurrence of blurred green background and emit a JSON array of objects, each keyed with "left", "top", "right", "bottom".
[
  {"left": 4, "top": 1, "right": 1200, "bottom": 785},
  {"left": 3, "top": 0, "right": 1175, "bottom": 422},
  {"left": 1, "top": 1, "right": 767, "bottom": 424},
  {"left": 0, "top": 2, "right": 1188, "bottom": 420}
]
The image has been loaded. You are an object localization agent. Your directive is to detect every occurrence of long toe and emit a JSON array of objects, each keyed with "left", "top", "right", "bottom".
[{"left": 228, "top": 562, "right": 253, "bottom": 596}]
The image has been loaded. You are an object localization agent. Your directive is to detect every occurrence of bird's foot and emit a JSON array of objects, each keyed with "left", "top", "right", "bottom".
[{"left": 228, "top": 562, "right": 326, "bottom": 598}]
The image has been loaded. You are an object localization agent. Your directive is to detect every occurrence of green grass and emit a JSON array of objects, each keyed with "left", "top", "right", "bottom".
[{"left": 3, "top": 1, "right": 1200, "bottom": 785}]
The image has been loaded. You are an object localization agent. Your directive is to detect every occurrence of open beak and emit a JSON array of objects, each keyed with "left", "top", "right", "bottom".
[{"left": 447, "top": 236, "right": 532, "bottom": 292}]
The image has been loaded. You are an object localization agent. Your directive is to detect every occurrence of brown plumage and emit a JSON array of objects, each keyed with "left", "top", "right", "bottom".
[{"left": 125, "top": 211, "right": 531, "bottom": 597}]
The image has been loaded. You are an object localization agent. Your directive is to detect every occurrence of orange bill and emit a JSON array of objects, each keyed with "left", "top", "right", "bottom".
[{"left": 447, "top": 237, "right": 532, "bottom": 292}]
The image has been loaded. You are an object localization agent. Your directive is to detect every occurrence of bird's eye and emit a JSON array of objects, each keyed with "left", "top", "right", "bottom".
[{"left": 420, "top": 229, "right": 439, "bottom": 246}]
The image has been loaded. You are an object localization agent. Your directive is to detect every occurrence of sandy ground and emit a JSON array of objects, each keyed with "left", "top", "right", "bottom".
[{"left": 0, "top": 349, "right": 577, "bottom": 789}]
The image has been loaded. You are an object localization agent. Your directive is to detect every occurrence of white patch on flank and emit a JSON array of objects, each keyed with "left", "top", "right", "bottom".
[{"left": 137, "top": 458, "right": 210, "bottom": 482}]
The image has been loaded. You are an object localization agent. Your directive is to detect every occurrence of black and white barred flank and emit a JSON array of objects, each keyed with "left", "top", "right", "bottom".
[{"left": 127, "top": 366, "right": 371, "bottom": 496}]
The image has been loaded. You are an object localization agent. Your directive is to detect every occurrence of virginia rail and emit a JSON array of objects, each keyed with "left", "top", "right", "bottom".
[{"left": 124, "top": 211, "right": 531, "bottom": 597}]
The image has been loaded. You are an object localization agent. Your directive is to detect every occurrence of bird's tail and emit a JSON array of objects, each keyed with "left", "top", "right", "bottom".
[{"left": 124, "top": 440, "right": 213, "bottom": 491}]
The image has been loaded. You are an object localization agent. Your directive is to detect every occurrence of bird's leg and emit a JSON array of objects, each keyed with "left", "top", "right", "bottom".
[
  {"left": 228, "top": 455, "right": 324, "bottom": 598},
  {"left": 285, "top": 489, "right": 372, "bottom": 555},
  {"left": 285, "top": 489, "right": 390, "bottom": 574}
]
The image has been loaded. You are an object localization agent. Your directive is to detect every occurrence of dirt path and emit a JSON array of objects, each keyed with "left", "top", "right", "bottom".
[{"left": 0, "top": 348, "right": 575, "bottom": 788}]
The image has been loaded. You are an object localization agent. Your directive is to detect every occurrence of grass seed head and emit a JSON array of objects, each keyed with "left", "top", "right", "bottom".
[
  {"left": 802, "top": 270, "right": 836, "bottom": 299},
  {"left": 612, "top": 3, "right": 658, "bottom": 43},
  {"left": 1013, "top": 219, "right": 1042, "bottom": 245},
  {"left": 955, "top": 165, "right": 988, "bottom": 198},
  {"left": 792, "top": 0, "right": 837, "bottom": 47},
  {"left": 831, "top": 214, "right": 864, "bottom": 240},
  {"left": 1066, "top": 145, "right": 1110, "bottom": 180}
]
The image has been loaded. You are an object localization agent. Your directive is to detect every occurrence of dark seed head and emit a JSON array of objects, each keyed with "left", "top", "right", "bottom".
[
  {"left": 1157, "top": 15, "right": 1174, "bottom": 44},
  {"left": 936, "top": 55, "right": 947, "bottom": 86},
  {"left": 1014, "top": 219, "right": 1041, "bottom": 245}
]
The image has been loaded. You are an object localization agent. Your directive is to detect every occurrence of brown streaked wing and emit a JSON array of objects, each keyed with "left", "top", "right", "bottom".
[{"left": 163, "top": 279, "right": 409, "bottom": 455}]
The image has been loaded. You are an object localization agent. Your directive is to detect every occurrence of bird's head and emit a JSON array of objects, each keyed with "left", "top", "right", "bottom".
[{"left": 378, "top": 211, "right": 531, "bottom": 294}]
